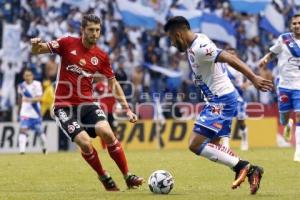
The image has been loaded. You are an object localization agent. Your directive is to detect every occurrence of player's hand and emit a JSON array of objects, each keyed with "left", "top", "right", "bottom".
[
  {"left": 252, "top": 75, "right": 273, "bottom": 92},
  {"left": 126, "top": 109, "right": 138, "bottom": 123},
  {"left": 31, "top": 37, "right": 42, "bottom": 45}
]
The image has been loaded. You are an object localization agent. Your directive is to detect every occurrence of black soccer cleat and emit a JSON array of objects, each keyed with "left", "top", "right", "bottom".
[
  {"left": 247, "top": 165, "right": 264, "bottom": 195},
  {"left": 99, "top": 174, "right": 120, "bottom": 191},
  {"left": 125, "top": 174, "right": 144, "bottom": 189}
]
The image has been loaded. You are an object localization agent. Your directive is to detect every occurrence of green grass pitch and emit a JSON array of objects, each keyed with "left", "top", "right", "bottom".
[{"left": 0, "top": 148, "right": 299, "bottom": 200}]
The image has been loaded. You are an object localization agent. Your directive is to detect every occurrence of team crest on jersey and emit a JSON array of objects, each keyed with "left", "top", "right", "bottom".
[
  {"left": 79, "top": 59, "right": 86, "bottom": 66},
  {"left": 91, "top": 57, "right": 98, "bottom": 65},
  {"left": 279, "top": 94, "right": 289, "bottom": 103},
  {"left": 67, "top": 125, "right": 75, "bottom": 133},
  {"left": 50, "top": 41, "right": 59, "bottom": 48}
]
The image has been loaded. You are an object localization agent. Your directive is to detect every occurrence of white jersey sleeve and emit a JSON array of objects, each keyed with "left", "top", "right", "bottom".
[
  {"left": 194, "top": 40, "right": 220, "bottom": 62},
  {"left": 269, "top": 36, "right": 283, "bottom": 55}
]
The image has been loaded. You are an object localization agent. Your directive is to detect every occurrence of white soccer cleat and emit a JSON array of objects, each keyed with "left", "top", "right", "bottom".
[
  {"left": 241, "top": 141, "right": 249, "bottom": 151},
  {"left": 294, "top": 152, "right": 300, "bottom": 162}
]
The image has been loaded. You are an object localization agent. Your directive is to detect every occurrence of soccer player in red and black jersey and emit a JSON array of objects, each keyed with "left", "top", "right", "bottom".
[{"left": 30, "top": 14, "right": 144, "bottom": 191}]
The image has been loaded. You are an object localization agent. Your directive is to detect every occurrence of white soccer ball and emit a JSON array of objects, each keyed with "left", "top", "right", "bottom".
[{"left": 148, "top": 170, "right": 174, "bottom": 194}]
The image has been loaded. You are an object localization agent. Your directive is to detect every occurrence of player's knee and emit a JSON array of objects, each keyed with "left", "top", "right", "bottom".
[
  {"left": 75, "top": 135, "right": 92, "bottom": 153},
  {"left": 189, "top": 142, "right": 202, "bottom": 154}
]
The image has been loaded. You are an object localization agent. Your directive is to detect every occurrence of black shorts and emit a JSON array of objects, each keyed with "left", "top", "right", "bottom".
[{"left": 54, "top": 104, "right": 106, "bottom": 141}]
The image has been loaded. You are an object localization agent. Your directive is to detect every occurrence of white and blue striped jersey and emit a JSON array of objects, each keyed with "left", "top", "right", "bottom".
[
  {"left": 18, "top": 80, "right": 43, "bottom": 119},
  {"left": 187, "top": 33, "right": 235, "bottom": 101},
  {"left": 270, "top": 32, "right": 300, "bottom": 90}
]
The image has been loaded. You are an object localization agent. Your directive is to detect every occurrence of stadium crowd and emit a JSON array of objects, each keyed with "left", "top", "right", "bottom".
[{"left": 0, "top": 0, "right": 299, "bottom": 122}]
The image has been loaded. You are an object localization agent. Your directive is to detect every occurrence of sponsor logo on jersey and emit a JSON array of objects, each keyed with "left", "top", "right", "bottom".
[
  {"left": 50, "top": 41, "right": 59, "bottom": 48},
  {"left": 70, "top": 50, "right": 77, "bottom": 55},
  {"left": 91, "top": 57, "right": 98, "bottom": 65},
  {"left": 66, "top": 64, "right": 92, "bottom": 77},
  {"left": 79, "top": 59, "right": 86, "bottom": 66},
  {"left": 67, "top": 125, "right": 75, "bottom": 133}
]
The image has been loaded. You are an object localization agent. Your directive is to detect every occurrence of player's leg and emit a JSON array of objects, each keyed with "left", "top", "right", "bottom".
[
  {"left": 83, "top": 104, "right": 143, "bottom": 189},
  {"left": 19, "top": 128, "right": 28, "bottom": 154},
  {"left": 278, "top": 88, "right": 293, "bottom": 141},
  {"left": 19, "top": 118, "right": 29, "bottom": 154},
  {"left": 294, "top": 112, "right": 300, "bottom": 162},
  {"left": 189, "top": 129, "right": 251, "bottom": 189},
  {"left": 33, "top": 118, "right": 47, "bottom": 154},
  {"left": 54, "top": 107, "right": 118, "bottom": 191},
  {"left": 237, "top": 100, "right": 248, "bottom": 151},
  {"left": 94, "top": 120, "right": 144, "bottom": 188},
  {"left": 238, "top": 119, "right": 248, "bottom": 151},
  {"left": 292, "top": 90, "right": 300, "bottom": 161}
]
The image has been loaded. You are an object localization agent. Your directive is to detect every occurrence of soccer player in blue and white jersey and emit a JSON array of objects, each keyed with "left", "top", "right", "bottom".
[
  {"left": 259, "top": 14, "right": 300, "bottom": 162},
  {"left": 18, "top": 68, "right": 47, "bottom": 154},
  {"left": 164, "top": 16, "right": 273, "bottom": 194}
]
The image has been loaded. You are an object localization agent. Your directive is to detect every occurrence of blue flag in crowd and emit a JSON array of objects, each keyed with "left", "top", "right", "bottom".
[
  {"left": 116, "top": 0, "right": 157, "bottom": 29},
  {"left": 201, "top": 13, "right": 237, "bottom": 48},
  {"left": 229, "top": 0, "right": 271, "bottom": 14}
]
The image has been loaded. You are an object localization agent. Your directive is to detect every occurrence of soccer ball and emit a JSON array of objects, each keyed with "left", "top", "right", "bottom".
[{"left": 148, "top": 170, "right": 174, "bottom": 194}]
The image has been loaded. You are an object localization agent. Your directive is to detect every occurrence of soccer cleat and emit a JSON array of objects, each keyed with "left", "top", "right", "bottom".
[
  {"left": 248, "top": 165, "right": 264, "bottom": 195},
  {"left": 232, "top": 164, "right": 250, "bottom": 189},
  {"left": 241, "top": 141, "right": 249, "bottom": 151},
  {"left": 283, "top": 119, "right": 293, "bottom": 142},
  {"left": 42, "top": 148, "right": 48, "bottom": 155},
  {"left": 125, "top": 174, "right": 144, "bottom": 189},
  {"left": 294, "top": 152, "right": 300, "bottom": 162},
  {"left": 99, "top": 174, "right": 120, "bottom": 191}
]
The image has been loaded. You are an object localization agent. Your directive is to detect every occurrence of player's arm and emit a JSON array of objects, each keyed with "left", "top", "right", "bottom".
[
  {"left": 31, "top": 38, "right": 51, "bottom": 55},
  {"left": 17, "top": 93, "right": 22, "bottom": 118},
  {"left": 258, "top": 52, "right": 277, "bottom": 69},
  {"left": 23, "top": 96, "right": 43, "bottom": 103},
  {"left": 217, "top": 51, "right": 273, "bottom": 92},
  {"left": 108, "top": 77, "right": 137, "bottom": 123}
]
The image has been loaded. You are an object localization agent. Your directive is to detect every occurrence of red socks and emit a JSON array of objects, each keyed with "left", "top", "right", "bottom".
[
  {"left": 107, "top": 140, "right": 129, "bottom": 175},
  {"left": 81, "top": 147, "right": 106, "bottom": 177}
]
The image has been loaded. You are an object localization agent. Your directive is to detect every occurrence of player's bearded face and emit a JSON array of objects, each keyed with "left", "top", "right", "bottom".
[
  {"left": 170, "top": 32, "right": 187, "bottom": 52},
  {"left": 82, "top": 22, "right": 101, "bottom": 45}
]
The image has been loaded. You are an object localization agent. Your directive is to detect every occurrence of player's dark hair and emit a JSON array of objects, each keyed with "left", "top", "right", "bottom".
[
  {"left": 81, "top": 14, "right": 101, "bottom": 28},
  {"left": 164, "top": 16, "right": 191, "bottom": 32},
  {"left": 290, "top": 14, "right": 300, "bottom": 25},
  {"left": 292, "top": 14, "right": 300, "bottom": 19},
  {"left": 23, "top": 68, "right": 33, "bottom": 74}
]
